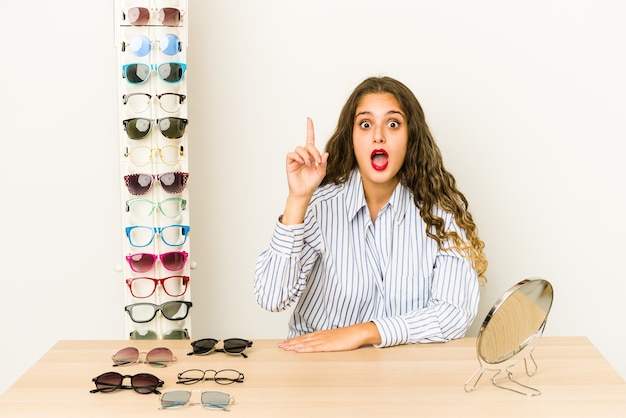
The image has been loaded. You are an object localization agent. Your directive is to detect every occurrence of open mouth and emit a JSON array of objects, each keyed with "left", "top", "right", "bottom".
[{"left": 371, "top": 149, "right": 389, "bottom": 171}]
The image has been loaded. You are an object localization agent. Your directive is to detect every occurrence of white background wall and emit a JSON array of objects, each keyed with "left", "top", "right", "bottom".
[{"left": 1, "top": 0, "right": 625, "bottom": 394}]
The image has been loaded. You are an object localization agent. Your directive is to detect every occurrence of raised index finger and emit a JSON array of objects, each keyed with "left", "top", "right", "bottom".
[{"left": 306, "top": 117, "right": 315, "bottom": 146}]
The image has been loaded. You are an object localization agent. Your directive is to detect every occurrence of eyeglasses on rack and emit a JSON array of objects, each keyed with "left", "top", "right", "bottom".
[
  {"left": 122, "top": 62, "right": 187, "bottom": 84},
  {"left": 126, "top": 276, "right": 190, "bottom": 298},
  {"left": 124, "top": 145, "right": 184, "bottom": 167},
  {"left": 125, "top": 301, "right": 193, "bottom": 323},
  {"left": 90, "top": 371, "right": 163, "bottom": 394},
  {"left": 125, "top": 224, "right": 190, "bottom": 247},
  {"left": 111, "top": 347, "right": 176, "bottom": 367},
  {"left": 124, "top": 172, "right": 189, "bottom": 195},
  {"left": 177, "top": 369, "right": 245, "bottom": 385},
  {"left": 122, "top": 117, "right": 189, "bottom": 140},
  {"left": 159, "top": 390, "right": 234, "bottom": 411},
  {"left": 121, "top": 34, "right": 182, "bottom": 57},
  {"left": 130, "top": 328, "right": 189, "bottom": 340},
  {"left": 125, "top": 251, "right": 188, "bottom": 273},
  {"left": 187, "top": 338, "right": 253, "bottom": 358},
  {"left": 126, "top": 197, "right": 187, "bottom": 218},
  {"left": 123, "top": 92, "right": 187, "bottom": 113},
  {"left": 123, "top": 7, "right": 183, "bottom": 27}
]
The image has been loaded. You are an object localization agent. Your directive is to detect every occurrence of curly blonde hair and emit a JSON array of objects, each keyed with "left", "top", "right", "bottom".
[{"left": 321, "top": 76, "right": 487, "bottom": 283}]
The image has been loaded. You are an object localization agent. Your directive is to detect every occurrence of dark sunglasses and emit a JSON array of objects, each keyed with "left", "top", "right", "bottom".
[
  {"left": 187, "top": 338, "right": 253, "bottom": 358},
  {"left": 122, "top": 117, "right": 188, "bottom": 140},
  {"left": 125, "top": 301, "right": 193, "bottom": 323},
  {"left": 112, "top": 347, "right": 176, "bottom": 367},
  {"left": 122, "top": 62, "right": 187, "bottom": 84},
  {"left": 90, "top": 371, "right": 164, "bottom": 394},
  {"left": 124, "top": 172, "right": 189, "bottom": 196}
]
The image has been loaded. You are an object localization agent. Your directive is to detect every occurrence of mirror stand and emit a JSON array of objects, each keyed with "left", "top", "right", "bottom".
[{"left": 465, "top": 324, "right": 545, "bottom": 396}]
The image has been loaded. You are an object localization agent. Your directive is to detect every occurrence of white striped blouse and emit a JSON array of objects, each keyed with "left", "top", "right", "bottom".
[{"left": 254, "top": 169, "right": 480, "bottom": 347}]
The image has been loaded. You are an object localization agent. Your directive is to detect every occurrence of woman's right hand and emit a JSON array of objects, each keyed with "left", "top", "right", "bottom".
[
  {"left": 280, "top": 118, "right": 329, "bottom": 225},
  {"left": 285, "top": 117, "right": 329, "bottom": 200}
]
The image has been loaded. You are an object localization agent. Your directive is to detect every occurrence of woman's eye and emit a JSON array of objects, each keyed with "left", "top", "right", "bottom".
[
  {"left": 388, "top": 120, "right": 400, "bottom": 128},
  {"left": 359, "top": 121, "right": 371, "bottom": 128}
]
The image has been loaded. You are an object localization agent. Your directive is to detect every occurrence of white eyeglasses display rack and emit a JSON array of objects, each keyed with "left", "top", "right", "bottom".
[{"left": 114, "top": 0, "right": 194, "bottom": 341}]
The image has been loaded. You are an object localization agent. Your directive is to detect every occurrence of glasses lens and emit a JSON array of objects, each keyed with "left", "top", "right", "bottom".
[
  {"left": 177, "top": 369, "right": 205, "bottom": 385},
  {"left": 126, "top": 146, "right": 153, "bottom": 167},
  {"left": 159, "top": 224, "right": 189, "bottom": 246},
  {"left": 214, "top": 369, "right": 244, "bottom": 385},
  {"left": 158, "top": 117, "right": 188, "bottom": 139},
  {"left": 161, "top": 390, "right": 191, "bottom": 409},
  {"left": 113, "top": 347, "right": 139, "bottom": 366},
  {"left": 161, "top": 301, "right": 192, "bottom": 320},
  {"left": 124, "top": 93, "right": 151, "bottom": 113},
  {"left": 201, "top": 391, "right": 231, "bottom": 410},
  {"left": 126, "top": 225, "right": 155, "bottom": 248},
  {"left": 126, "top": 278, "right": 158, "bottom": 298},
  {"left": 127, "top": 7, "right": 150, "bottom": 25},
  {"left": 159, "top": 34, "right": 181, "bottom": 55},
  {"left": 124, "top": 118, "right": 153, "bottom": 140},
  {"left": 127, "top": 253, "right": 157, "bottom": 273},
  {"left": 131, "top": 373, "right": 160, "bottom": 394},
  {"left": 161, "top": 251, "right": 188, "bottom": 271},
  {"left": 223, "top": 339, "right": 251, "bottom": 354},
  {"left": 125, "top": 173, "right": 154, "bottom": 195},
  {"left": 123, "top": 63, "right": 151, "bottom": 84},
  {"left": 158, "top": 145, "right": 183, "bottom": 165},
  {"left": 156, "top": 197, "right": 186, "bottom": 218},
  {"left": 157, "top": 63, "right": 186, "bottom": 83},
  {"left": 130, "top": 329, "right": 158, "bottom": 340},
  {"left": 126, "top": 303, "right": 158, "bottom": 323},
  {"left": 163, "top": 328, "right": 190, "bottom": 340},
  {"left": 94, "top": 372, "right": 122, "bottom": 392},
  {"left": 192, "top": 338, "right": 218, "bottom": 355},
  {"left": 161, "top": 276, "right": 189, "bottom": 297},
  {"left": 146, "top": 347, "right": 174, "bottom": 367},
  {"left": 157, "top": 93, "right": 185, "bottom": 113},
  {"left": 159, "top": 8, "right": 181, "bottom": 26},
  {"left": 129, "top": 35, "right": 151, "bottom": 57},
  {"left": 158, "top": 172, "right": 188, "bottom": 194}
]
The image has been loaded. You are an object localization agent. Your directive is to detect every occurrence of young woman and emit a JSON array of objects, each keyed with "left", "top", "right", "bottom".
[{"left": 255, "top": 76, "right": 487, "bottom": 352}]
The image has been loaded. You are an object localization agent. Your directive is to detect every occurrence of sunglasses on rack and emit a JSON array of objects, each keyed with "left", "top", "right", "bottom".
[
  {"left": 159, "top": 390, "right": 234, "bottom": 411},
  {"left": 187, "top": 338, "right": 253, "bottom": 358},
  {"left": 125, "top": 300, "right": 193, "bottom": 323},
  {"left": 112, "top": 347, "right": 176, "bottom": 367},
  {"left": 125, "top": 224, "right": 190, "bottom": 248},
  {"left": 177, "top": 369, "right": 245, "bottom": 385},
  {"left": 130, "top": 328, "right": 189, "bottom": 340},
  {"left": 123, "top": 92, "right": 186, "bottom": 114},
  {"left": 121, "top": 34, "right": 182, "bottom": 57},
  {"left": 126, "top": 276, "right": 190, "bottom": 298},
  {"left": 126, "top": 197, "right": 187, "bottom": 218},
  {"left": 122, "top": 117, "right": 188, "bottom": 140},
  {"left": 124, "top": 172, "right": 188, "bottom": 195},
  {"left": 122, "top": 62, "right": 187, "bottom": 84},
  {"left": 123, "top": 7, "right": 183, "bottom": 27},
  {"left": 90, "top": 371, "right": 163, "bottom": 394},
  {"left": 126, "top": 251, "right": 188, "bottom": 273},
  {"left": 124, "top": 145, "right": 184, "bottom": 167}
]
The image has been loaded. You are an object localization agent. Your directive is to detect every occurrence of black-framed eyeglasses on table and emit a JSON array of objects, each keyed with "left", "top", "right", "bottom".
[{"left": 177, "top": 368, "right": 245, "bottom": 385}]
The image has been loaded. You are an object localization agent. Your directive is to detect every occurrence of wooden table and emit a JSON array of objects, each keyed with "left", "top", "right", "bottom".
[{"left": 0, "top": 337, "right": 625, "bottom": 417}]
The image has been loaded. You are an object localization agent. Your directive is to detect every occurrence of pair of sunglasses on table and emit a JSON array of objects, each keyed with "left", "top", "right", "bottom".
[{"left": 187, "top": 338, "right": 253, "bottom": 358}]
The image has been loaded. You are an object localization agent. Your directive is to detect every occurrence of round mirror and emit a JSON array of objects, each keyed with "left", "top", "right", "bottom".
[{"left": 476, "top": 278, "right": 554, "bottom": 365}]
